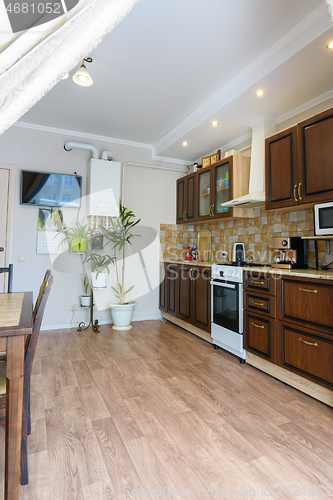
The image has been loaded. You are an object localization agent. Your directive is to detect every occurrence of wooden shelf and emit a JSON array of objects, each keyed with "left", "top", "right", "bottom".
[
  {"left": 217, "top": 186, "right": 229, "bottom": 194},
  {"left": 302, "top": 236, "right": 333, "bottom": 240}
]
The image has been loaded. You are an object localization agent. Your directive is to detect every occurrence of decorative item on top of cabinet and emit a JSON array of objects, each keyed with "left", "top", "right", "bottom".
[
  {"left": 266, "top": 106, "right": 333, "bottom": 211},
  {"left": 243, "top": 271, "right": 277, "bottom": 363}
]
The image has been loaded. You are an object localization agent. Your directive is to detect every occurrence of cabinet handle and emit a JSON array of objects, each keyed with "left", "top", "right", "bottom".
[
  {"left": 211, "top": 204, "right": 215, "bottom": 217},
  {"left": 298, "top": 183, "right": 302, "bottom": 201},
  {"left": 299, "top": 337, "right": 318, "bottom": 347},
  {"left": 189, "top": 269, "right": 193, "bottom": 280},
  {"left": 251, "top": 322, "right": 264, "bottom": 329},
  {"left": 251, "top": 300, "right": 264, "bottom": 306},
  {"left": 209, "top": 205, "right": 213, "bottom": 217},
  {"left": 294, "top": 184, "right": 298, "bottom": 202},
  {"left": 250, "top": 280, "right": 264, "bottom": 285},
  {"left": 299, "top": 287, "right": 317, "bottom": 293}
]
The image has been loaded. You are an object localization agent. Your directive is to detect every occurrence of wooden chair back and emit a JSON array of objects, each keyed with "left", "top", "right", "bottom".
[
  {"left": 25, "top": 272, "right": 53, "bottom": 371},
  {"left": 0, "top": 264, "right": 13, "bottom": 292}
]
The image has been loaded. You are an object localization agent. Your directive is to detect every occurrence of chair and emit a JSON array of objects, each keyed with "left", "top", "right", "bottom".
[
  {"left": 0, "top": 264, "right": 13, "bottom": 292},
  {"left": 0, "top": 270, "right": 53, "bottom": 485}
]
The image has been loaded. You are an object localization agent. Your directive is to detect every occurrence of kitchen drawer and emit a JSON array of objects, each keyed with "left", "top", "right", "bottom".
[
  {"left": 244, "top": 271, "right": 276, "bottom": 295},
  {"left": 278, "top": 277, "right": 333, "bottom": 334},
  {"left": 277, "top": 321, "right": 333, "bottom": 388},
  {"left": 244, "top": 312, "right": 276, "bottom": 363},
  {"left": 244, "top": 291, "right": 276, "bottom": 317}
]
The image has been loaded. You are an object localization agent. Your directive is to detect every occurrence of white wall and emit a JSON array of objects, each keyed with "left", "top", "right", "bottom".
[{"left": 0, "top": 125, "right": 186, "bottom": 327}]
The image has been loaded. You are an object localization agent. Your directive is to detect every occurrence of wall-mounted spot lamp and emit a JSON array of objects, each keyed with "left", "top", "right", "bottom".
[{"left": 73, "top": 57, "right": 93, "bottom": 87}]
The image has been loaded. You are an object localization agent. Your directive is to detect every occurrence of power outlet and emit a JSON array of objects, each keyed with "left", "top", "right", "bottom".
[{"left": 70, "top": 304, "right": 77, "bottom": 312}]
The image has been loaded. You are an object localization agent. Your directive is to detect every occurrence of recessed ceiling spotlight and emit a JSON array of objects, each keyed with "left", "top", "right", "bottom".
[
  {"left": 255, "top": 90, "right": 265, "bottom": 97},
  {"left": 182, "top": 141, "right": 188, "bottom": 146},
  {"left": 327, "top": 41, "right": 333, "bottom": 49},
  {"left": 211, "top": 121, "right": 219, "bottom": 126}
]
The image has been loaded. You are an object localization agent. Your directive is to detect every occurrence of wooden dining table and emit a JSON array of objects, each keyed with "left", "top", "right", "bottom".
[{"left": 0, "top": 292, "right": 33, "bottom": 500}]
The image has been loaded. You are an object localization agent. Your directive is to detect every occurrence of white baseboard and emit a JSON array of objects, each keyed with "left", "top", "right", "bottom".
[{"left": 40, "top": 316, "right": 162, "bottom": 331}]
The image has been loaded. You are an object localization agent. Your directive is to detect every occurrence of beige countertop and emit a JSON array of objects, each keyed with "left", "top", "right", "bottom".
[{"left": 162, "top": 259, "right": 333, "bottom": 280}]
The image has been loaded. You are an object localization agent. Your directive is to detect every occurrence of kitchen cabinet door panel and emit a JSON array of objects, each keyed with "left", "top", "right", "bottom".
[
  {"left": 299, "top": 110, "right": 333, "bottom": 203},
  {"left": 265, "top": 127, "right": 298, "bottom": 210},
  {"left": 176, "top": 178, "right": 186, "bottom": 223},
  {"left": 159, "top": 263, "right": 167, "bottom": 312},
  {"left": 192, "top": 267, "right": 211, "bottom": 332},
  {"left": 167, "top": 264, "right": 178, "bottom": 317},
  {"left": 279, "top": 277, "right": 333, "bottom": 333},
  {"left": 277, "top": 321, "right": 333, "bottom": 388},
  {"left": 186, "top": 174, "right": 195, "bottom": 221},
  {"left": 176, "top": 174, "right": 196, "bottom": 223},
  {"left": 244, "top": 312, "right": 276, "bottom": 362},
  {"left": 178, "top": 266, "right": 192, "bottom": 321}
]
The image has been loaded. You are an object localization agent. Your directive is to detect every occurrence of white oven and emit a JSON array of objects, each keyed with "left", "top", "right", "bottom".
[{"left": 211, "top": 265, "right": 245, "bottom": 363}]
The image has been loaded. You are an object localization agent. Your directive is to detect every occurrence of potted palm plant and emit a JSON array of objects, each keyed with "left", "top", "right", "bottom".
[{"left": 102, "top": 202, "right": 141, "bottom": 330}]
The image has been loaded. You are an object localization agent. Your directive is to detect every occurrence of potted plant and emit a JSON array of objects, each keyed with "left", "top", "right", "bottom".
[
  {"left": 102, "top": 202, "right": 141, "bottom": 330},
  {"left": 84, "top": 243, "right": 115, "bottom": 288},
  {"left": 80, "top": 277, "right": 91, "bottom": 307},
  {"left": 57, "top": 219, "right": 114, "bottom": 288},
  {"left": 57, "top": 219, "right": 91, "bottom": 253}
]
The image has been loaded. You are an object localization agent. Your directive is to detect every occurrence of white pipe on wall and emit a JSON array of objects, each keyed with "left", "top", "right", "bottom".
[
  {"left": 64, "top": 141, "right": 99, "bottom": 158},
  {"left": 121, "top": 162, "right": 187, "bottom": 199},
  {"left": 101, "top": 150, "right": 113, "bottom": 161}
]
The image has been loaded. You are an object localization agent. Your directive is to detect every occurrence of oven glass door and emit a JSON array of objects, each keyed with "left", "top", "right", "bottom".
[{"left": 212, "top": 280, "right": 240, "bottom": 333}]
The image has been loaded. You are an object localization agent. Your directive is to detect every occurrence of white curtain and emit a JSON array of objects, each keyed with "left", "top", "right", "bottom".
[
  {"left": 326, "top": 0, "right": 333, "bottom": 23},
  {"left": 0, "top": 0, "right": 140, "bottom": 135}
]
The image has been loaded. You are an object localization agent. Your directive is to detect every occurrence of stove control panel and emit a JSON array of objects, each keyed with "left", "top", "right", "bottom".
[{"left": 211, "top": 265, "right": 243, "bottom": 283}]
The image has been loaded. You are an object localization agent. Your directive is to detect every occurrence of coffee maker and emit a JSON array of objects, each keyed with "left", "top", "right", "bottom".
[{"left": 271, "top": 237, "right": 308, "bottom": 269}]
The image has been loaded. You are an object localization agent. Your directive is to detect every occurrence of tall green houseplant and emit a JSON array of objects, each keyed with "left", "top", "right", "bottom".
[{"left": 103, "top": 202, "right": 141, "bottom": 304}]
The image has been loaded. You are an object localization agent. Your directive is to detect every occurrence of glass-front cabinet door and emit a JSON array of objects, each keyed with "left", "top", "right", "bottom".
[
  {"left": 196, "top": 168, "right": 212, "bottom": 220},
  {"left": 212, "top": 159, "right": 231, "bottom": 218}
]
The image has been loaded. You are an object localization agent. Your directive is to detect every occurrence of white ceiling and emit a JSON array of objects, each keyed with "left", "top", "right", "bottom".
[{"left": 18, "top": 0, "right": 333, "bottom": 163}]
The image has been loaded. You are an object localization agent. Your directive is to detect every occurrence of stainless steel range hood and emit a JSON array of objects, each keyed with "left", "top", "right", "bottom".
[{"left": 221, "top": 116, "right": 276, "bottom": 208}]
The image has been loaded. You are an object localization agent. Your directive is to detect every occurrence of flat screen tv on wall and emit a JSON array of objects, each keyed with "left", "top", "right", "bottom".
[{"left": 21, "top": 170, "right": 82, "bottom": 208}]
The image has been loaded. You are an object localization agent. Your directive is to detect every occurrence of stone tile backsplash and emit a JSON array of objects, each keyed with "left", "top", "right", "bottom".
[{"left": 160, "top": 206, "right": 331, "bottom": 267}]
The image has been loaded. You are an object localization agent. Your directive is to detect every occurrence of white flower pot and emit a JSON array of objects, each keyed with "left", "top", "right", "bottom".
[
  {"left": 80, "top": 295, "right": 91, "bottom": 307},
  {"left": 109, "top": 301, "right": 136, "bottom": 330},
  {"left": 91, "top": 271, "right": 108, "bottom": 288}
]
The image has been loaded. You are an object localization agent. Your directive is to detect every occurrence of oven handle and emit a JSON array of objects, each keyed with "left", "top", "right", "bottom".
[{"left": 210, "top": 281, "right": 236, "bottom": 289}]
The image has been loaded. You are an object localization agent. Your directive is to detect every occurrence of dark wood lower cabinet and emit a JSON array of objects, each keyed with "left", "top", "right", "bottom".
[
  {"left": 277, "top": 320, "right": 333, "bottom": 388},
  {"left": 178, "top": 266, "right": 192, "bottom": 322},
  {"left": 159, "top": 263, "right": 178, "bottom": 317},
  {"left": 192, "top": 266, "right": 211, "bottom": 331},
  {"left": 160, "top": 262, "right": 211, "bottom": 334},
  {"left": 244, "top": 312, "right": 276, "bottom": 363}
]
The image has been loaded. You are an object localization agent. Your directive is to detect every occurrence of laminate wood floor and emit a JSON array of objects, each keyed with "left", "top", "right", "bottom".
[{"left": 1, "top": 320, "right": 333, "bottom": 499}]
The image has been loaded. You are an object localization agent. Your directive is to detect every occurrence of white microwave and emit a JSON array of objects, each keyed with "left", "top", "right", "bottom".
[{"left": 314, "top": 202, "right": 333, "bottom": 236}]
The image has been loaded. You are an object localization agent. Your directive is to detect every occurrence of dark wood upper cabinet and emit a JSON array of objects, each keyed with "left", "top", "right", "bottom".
[
  {"left": 297, "top": 107, "right": 333, "bottom": 204},
  {"left": 176, "top": 156, "right": 252, "bottom": 224},
  {"left": 176, "top": 173, "right": 196, "bottom": 223},
  {"left": 266, "top": 106, "right": 333, "bottom": 210},
  {"left": 265, "top": 126, "right": 298, "bottom": 210}
]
